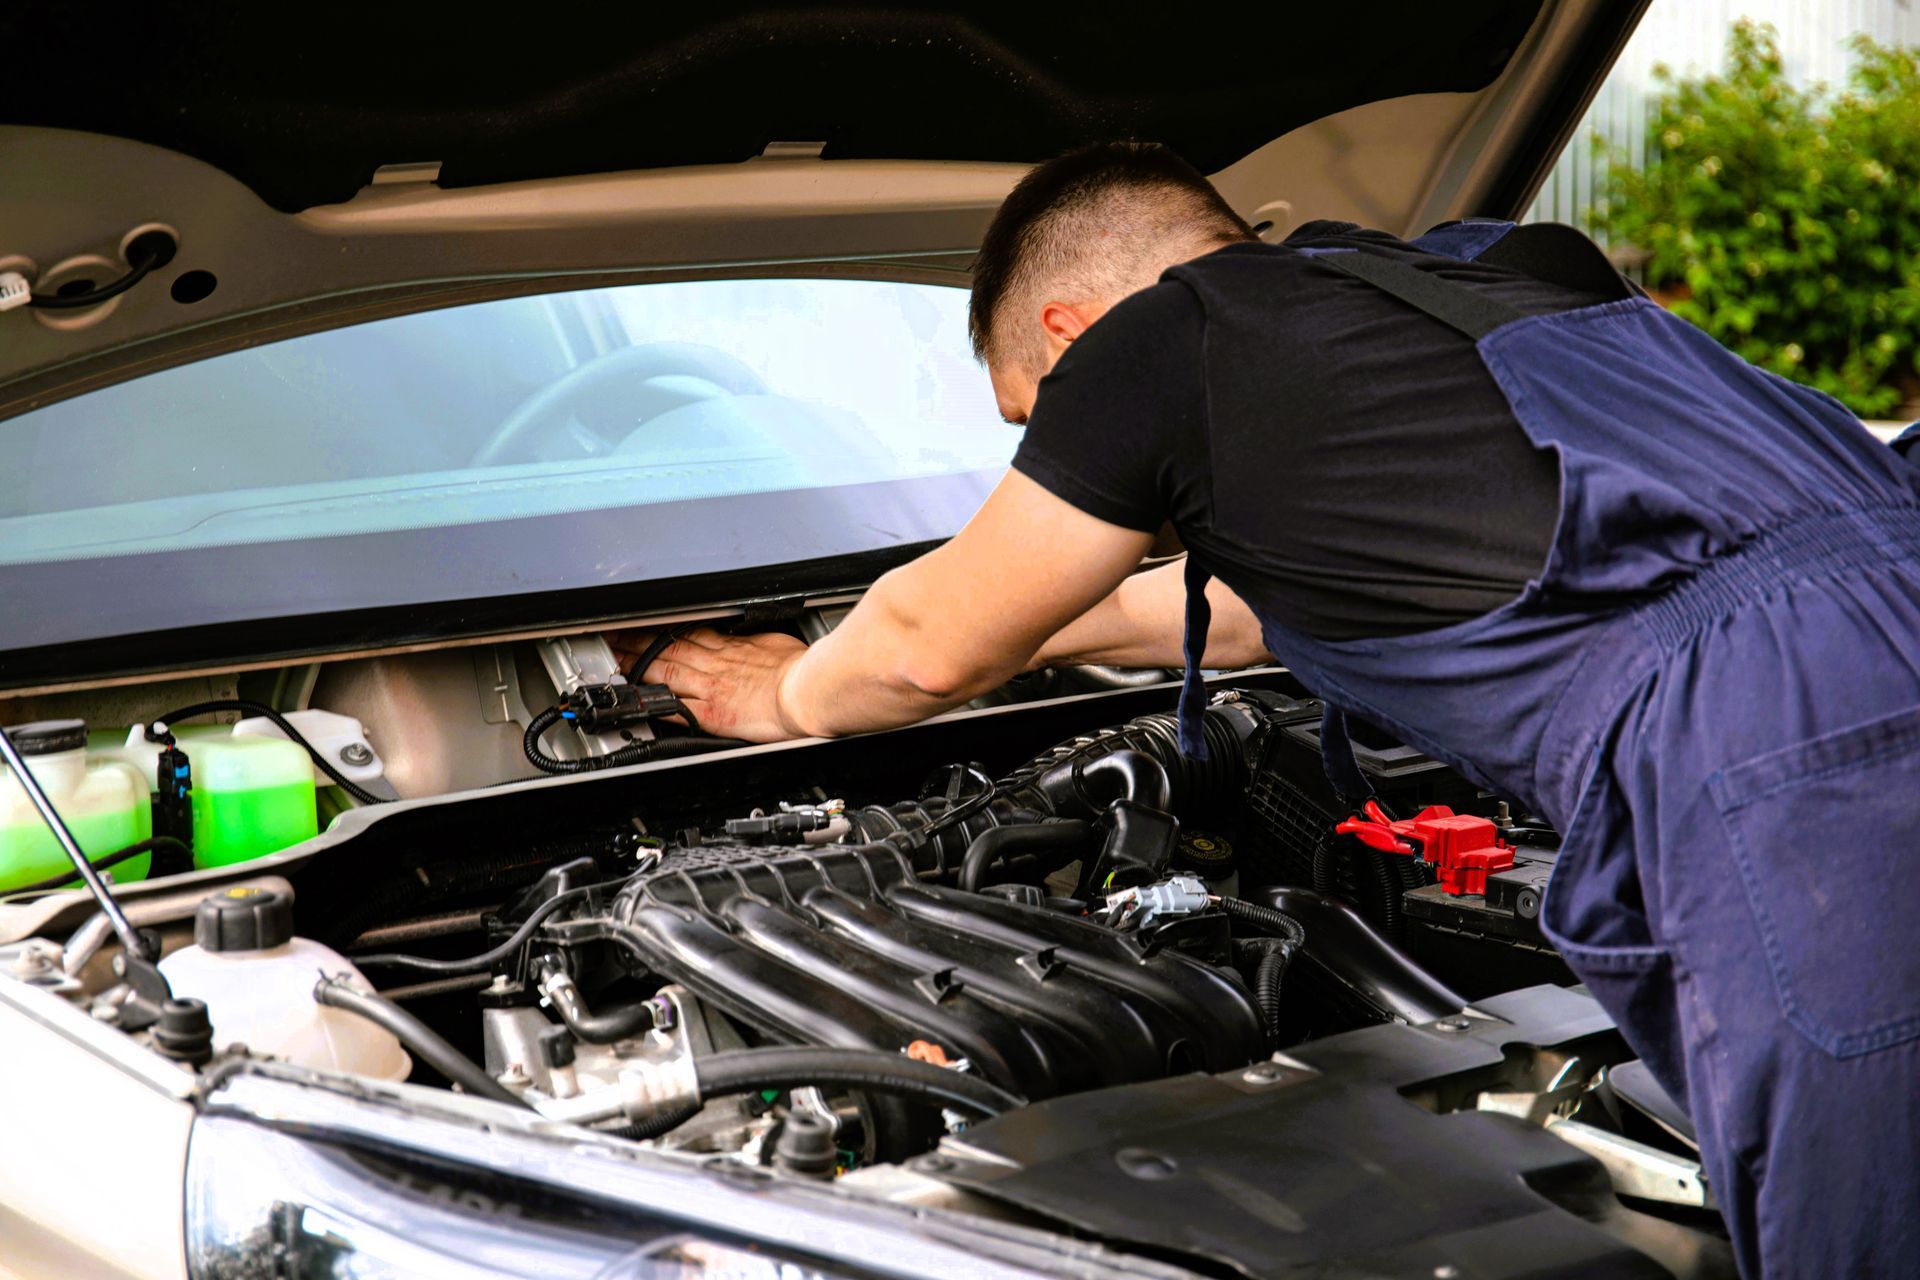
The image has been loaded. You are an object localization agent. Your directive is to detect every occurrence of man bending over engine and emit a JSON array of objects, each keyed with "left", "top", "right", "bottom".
[{"left": 637, "top": 142, "right": 1920, "bottom": 1277}]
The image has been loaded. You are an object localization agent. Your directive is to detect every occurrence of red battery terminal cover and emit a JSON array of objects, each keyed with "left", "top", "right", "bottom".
[{"left": 1335, "top": 801, "right": 1514, "bottom": 897}]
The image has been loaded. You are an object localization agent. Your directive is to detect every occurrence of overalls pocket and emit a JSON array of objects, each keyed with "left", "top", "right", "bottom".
[
  {"left": 1710, "top": 703, "right": 1920, "bottom": 1059},
  {"left": 1539, "top": 757, "right": 1682, "bottom": 1083}
]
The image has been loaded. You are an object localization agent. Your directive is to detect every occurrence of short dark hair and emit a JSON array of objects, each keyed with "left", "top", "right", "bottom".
[{"left": 968, "top": 141, "right": 1255, "bottom": 371}]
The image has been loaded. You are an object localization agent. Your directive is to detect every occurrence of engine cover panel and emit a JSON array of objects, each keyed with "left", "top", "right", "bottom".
[{"left": 932, "top": 985, "right": 1735, "bottom": 1279}]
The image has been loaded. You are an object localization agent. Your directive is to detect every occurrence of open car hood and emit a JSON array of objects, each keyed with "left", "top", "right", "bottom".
[
  {"left": 0, "top": 2, "right": 1645, "bottom": 692},
  {"left": 0, "top": 1, "right": 1644, "bottom": 412}
]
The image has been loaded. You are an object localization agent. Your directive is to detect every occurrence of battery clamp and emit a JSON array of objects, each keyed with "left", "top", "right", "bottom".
[{"left": 1336, "top": 801, "right": 1515, "bottom": 897}]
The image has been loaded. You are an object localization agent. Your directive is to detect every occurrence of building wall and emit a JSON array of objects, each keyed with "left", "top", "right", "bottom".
[{"left": 1526, "top": 0, "right": 1920, "bottom": 233}]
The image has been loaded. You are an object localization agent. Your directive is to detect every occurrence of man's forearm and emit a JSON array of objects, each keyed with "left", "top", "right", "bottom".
[
  {"left": 642, "top": 471, "right": 1163, "bottom": 743},
  {"left": 777, "top": 561, "right": 1036, "bottom": 737},
  {"left": 1032, "top": 560, "right": 1271, "bottom": 670}
]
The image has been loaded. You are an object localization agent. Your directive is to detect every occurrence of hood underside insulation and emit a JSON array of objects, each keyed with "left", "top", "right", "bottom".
[{"left": 1, "top": 3, "right": 1544, "bottom": 210}]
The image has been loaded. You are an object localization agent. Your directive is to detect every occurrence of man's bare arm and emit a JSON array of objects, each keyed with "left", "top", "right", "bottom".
[
  {"left": 1028, "top": 560, "right": 1271, "bottom": 670},
  {"left": 634, "top": 470, "right": 1156, "bottom": 741}
]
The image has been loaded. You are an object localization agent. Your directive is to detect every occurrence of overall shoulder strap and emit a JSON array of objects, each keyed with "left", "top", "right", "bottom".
[{"left": 1313, "top": 249, "right": 1528, "bottom": 340}]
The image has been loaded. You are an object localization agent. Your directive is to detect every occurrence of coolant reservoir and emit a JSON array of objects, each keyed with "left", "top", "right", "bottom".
[
  {"left": 0, "top": 720, "right": 152, "bottom": 894},
  {"left": 159, "top": 887, "right": 411, "bottom": 1081},
  {"left": 112, "top": 727, "right": 317, "bottom": 869}
]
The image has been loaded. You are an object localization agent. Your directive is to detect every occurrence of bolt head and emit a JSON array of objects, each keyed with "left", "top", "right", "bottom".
[
  {"left": 340, "top": 742, "right": 376, "bottom": 768},
  {"left": 1436, "top": 1016, "right": 1472, "bottom": 1033},
  {"left": 10, "top": 949, "right": 51, "bottom": 976},
  {"left": 1114, "top": 1147, "right": 1179, "bottom": 1180},
  {"left": 1242, "top": 1062, "right": 1285, "bottom": 1084}
]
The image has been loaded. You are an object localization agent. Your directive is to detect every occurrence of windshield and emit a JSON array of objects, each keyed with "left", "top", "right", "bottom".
[{"left": 0, "top": 278, "right": 1015, "bottom": 656}]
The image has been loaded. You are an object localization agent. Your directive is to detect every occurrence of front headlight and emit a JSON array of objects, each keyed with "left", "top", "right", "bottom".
[{"left": 185, "top": 1117, "right": 857, "bottom": 1280}]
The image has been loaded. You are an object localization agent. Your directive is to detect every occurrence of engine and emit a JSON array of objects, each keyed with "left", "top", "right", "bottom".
[
  {"left": 6, "top": 665, "right": 1736, "bottom": 1275},
  {"left": 406, "top": 691, "right": 1498, "bottom": 1168},
  {"left": 7, "top": 673, "right": 1562, "bottom": 1178}
]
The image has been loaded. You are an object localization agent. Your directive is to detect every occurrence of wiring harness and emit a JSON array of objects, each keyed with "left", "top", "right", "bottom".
[{"left": 523, "top": 681, "right": 745, "bottom": 774}]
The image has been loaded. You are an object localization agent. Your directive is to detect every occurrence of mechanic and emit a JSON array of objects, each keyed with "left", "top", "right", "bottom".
[{"left": 633, "top": 142, "right": 1920, "bottom": 1276}]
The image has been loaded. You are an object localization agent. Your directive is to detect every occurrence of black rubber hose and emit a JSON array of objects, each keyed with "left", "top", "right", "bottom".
[
  {"left": 355, "top": 884, "right": 601, "bottom": 974},
  {"left": 535, "top": 959, "right": 657, "bottom": 1044},
  {"left": 3, "top": 836, "right": 190, "bottom": 897},
  {"left": 1252, "top": 885, "right": 1468, "bottom": 1025},
  {"left": 1076, "top": 749, "right": 1172, "bottom": 811},
  {"left": 313, "top": 977, "right": 529, "bottom": 1108},
  {"left": 692, "top": 1048, "right": 1024, "bottom": 1118},
  {"left": 958, "top": 819, "right": 1092, "bottom": 893},
  {"left": 155, "top": 699, "right": 385, "bottom": 806}
]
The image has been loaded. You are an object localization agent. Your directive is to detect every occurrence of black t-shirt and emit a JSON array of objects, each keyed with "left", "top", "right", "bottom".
[{"left": 1011, "top": 221, "right": 1622, "bottom": 641}]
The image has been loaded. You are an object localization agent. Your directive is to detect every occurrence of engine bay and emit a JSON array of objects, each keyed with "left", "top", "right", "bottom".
[{"left": 0, "top": 632, "right": 1736, "bottom": 1277}]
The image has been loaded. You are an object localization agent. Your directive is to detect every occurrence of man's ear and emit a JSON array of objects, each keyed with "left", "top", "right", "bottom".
[{"left": 1038, "top": 300, "right": 1096, "bottom": 350}]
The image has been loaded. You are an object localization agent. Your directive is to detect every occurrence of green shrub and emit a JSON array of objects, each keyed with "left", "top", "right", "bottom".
[{"left": 1593, "top": 21, "right": 1920, "bottom": 418}]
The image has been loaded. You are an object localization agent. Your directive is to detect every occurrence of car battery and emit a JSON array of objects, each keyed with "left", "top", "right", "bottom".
[
  {"left": 1240, "top": 697, "right": 1572, "bottom": 991},
  {"left": 1240, "top": 697, "right": 1483, "bottom": 941},
  {"left": 1402, "top": 852, "right": 1554, "bottom": 944}
]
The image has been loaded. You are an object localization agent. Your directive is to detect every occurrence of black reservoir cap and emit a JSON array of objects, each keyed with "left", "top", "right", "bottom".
[
  {"left": 195, "top": 886, "right": 294, "bottom": 952},
  {"left": 4, "top": 719, "right": 88, "bottom": 757}
]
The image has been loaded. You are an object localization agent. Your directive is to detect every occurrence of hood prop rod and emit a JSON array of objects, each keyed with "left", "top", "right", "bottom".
[{"left": 0, "top": 722, "right": 154, "bottom": 966}]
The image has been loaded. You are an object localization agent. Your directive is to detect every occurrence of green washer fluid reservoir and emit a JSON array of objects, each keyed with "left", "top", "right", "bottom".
[
  {"left": 108, "top": 728, "right": 318, "bottom": 869},
  {"left": 1, "top": 720, "right": 152, "bottom": 894}
]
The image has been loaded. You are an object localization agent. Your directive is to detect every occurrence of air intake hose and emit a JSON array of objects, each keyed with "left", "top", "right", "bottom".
[{"left": 842, "top": 704, "right": 1258, "bottom": 880}]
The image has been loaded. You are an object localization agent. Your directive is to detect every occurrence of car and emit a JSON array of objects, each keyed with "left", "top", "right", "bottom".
[{"left": 0, "top": 5, "right": 1741, "bottom": 1278}]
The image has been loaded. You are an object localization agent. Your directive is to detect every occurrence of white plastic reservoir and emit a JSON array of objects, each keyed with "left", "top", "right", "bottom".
[{"left": 159, "top": 886, "right": 411, "bottom": 1081}]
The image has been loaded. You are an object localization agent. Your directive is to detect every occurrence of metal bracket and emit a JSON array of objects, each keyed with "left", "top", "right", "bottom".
[
  {"left": 1544, "top": 1116, "right": 1715, "bottom": 1209},
  {"left": 535, "top": 636, "right": 654, "bottom": 759}
]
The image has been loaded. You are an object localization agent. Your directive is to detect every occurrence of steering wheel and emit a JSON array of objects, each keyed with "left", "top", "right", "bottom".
[{"left": 471, "top": 341, "right": 768, "bottom": 468}]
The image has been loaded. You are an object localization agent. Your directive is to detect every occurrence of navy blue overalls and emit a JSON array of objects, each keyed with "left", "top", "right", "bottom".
[{"left": 1172, "top": 221, "right": 1920, "bottom": 1277}]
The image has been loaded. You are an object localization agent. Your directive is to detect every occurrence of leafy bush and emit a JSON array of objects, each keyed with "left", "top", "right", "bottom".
[{"left": 1593, "top": 21, "right": 1920, "bottom": 417}]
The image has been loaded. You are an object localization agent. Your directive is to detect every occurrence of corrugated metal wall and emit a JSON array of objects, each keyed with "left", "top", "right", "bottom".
[{"left": 1527, "top": 0, "right": 1920, "bottom": 234}]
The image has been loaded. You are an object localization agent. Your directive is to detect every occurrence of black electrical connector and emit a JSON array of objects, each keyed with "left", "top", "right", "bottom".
[
  {"left": 564, "top": 681, "right": 687, "bottom": 733},
  {"left": 523, "top": 682, "right": 745, "bottom": 776},
  {"left": 145, "top": 723, "right": 194, "bottom": 853},
  {"left": 151, "top": 700, "right": 385, "bottom": 807}
]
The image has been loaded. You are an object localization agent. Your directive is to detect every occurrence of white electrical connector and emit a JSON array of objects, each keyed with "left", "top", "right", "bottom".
[{"left": 0, "top": 272, "right": 31, "bottom": 312}]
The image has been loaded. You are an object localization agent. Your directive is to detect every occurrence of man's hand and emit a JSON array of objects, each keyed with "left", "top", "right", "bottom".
[
  {"left": 625, "top": 472, "right": 1156, "bottom": 742},
  {"left": 613, "top": 627, "right": 810, "bottom": 743}
]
